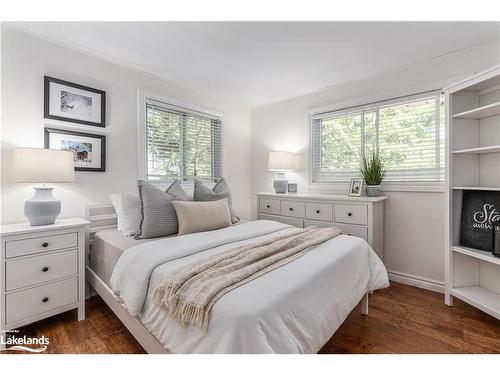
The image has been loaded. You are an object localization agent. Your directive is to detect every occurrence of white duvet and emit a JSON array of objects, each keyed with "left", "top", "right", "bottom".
[{"left": 110, "top": 220, "right": 389, "bottom": 353}]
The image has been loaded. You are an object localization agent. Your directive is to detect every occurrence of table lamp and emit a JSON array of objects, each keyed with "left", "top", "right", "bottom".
[
  {"left": 13, "top": 148, "right": 75, "bottom": 226},
  {"left": 268, "top": 151, "right": 294, "bottom": 194}
]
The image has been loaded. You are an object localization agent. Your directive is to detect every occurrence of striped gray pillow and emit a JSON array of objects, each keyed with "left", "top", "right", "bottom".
[
  {"left": 136, "top": 179, "right": 188, "bottom": 239},
  {"left": 193, "top": 178, "right": 239, "bottom": 223}
]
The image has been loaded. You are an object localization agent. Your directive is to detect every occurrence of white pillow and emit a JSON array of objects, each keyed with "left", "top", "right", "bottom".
[
  {"left": 172, "top": 199, "right": 231, "bottom": 236},
  {"left": 110, "top": 193, "right": 141, "bottom": 236}
]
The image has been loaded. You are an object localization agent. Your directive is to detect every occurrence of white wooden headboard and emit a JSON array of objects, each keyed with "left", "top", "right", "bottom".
[{"left": 84, "top": 204, "right": 117, "bottom": 248}]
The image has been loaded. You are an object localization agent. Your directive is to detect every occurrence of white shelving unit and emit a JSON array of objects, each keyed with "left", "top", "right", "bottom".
[{"left": 445, "top": 65, "right": 500, "bottom": 320}]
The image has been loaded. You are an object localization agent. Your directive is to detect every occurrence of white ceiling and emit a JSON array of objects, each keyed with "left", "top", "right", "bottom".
[{"left": 11, "top": 22, "right": 500, "bottom": 107}]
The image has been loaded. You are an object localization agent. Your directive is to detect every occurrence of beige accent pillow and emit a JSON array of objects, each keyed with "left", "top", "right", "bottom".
[{"left": 172, "top": 199, "right": 232, "bottom": 236}]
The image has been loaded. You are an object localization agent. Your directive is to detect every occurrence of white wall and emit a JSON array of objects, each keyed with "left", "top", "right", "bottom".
[
  {"left": 1, "top": 26, "right": 251, "bottom": 224},
  {"left": 250, "top": 41, "right": 500, "bottom": 288}
]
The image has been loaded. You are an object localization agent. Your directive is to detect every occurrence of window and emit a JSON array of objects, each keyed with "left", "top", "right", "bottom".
[
  {"left": 144, "top": 98, "right": 222, "bottom": 182},
  {"left": 312, "top": 92, "right": 445, "bottom": 183}
]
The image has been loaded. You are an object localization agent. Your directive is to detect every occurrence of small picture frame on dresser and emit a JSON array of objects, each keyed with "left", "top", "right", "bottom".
[
  {"left": 349, "top": 178, "right": 363, "bottom": 197},
  {"left": 287, "top": 183, "right": 297, "bottom": 193}
]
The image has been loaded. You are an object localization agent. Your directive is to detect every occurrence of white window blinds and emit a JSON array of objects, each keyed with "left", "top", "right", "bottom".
[
  {"left": 145, "top": 98, "right": 222, "bottom": 182},
  {"left": 312, "top": 92, "right": 445, "bottom": 183}
]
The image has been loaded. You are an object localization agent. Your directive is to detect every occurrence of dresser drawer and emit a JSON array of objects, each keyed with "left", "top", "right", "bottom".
[
  {"left": 259, "top": 198, "right": 281, "bottom": 215},
  {"left": 258, "top": 213, "right": 304, "bottom": 228},
  {"left": 305, "top": 202, "right": 333, "bottom": 222},
  {"left": 6, "top": 277, "right": 78, "bottom": 324},
  {"left": 6, "top": 249, "right": 78, "bottom": 291},
  {"left": 336, "top": 223, "right": 368, "bottom": 241},
  {"left": 334, "top": 204, "right": 368, "bottom": 225},
  {"left": 305, "top": 220, "right": 368, "bottom": 241},
  {"left": 280, "top": 200, "right": 305, "bottom": 218},
  {"left": 5, "top": 232, "right": 78, "bottom": 258}
]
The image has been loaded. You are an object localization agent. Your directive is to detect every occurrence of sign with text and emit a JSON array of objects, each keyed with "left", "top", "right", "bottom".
[{"left": 460, "top": 190, "right": 500, "bottom": 252}]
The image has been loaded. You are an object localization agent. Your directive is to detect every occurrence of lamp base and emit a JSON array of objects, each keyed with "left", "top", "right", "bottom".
[
  {"left": 24, "top": 187, "right": 61, "bottom": 226},
  {"left": 273, "top": 173, "right": 288, "bottom": 194}
]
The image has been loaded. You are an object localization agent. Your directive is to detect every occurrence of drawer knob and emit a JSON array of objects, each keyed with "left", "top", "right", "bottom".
[
  {"left": 42, "top": 266, "right": 49, "bottom": 272},
  {"left": 348, "top": 212, "right": 353, "bottom": 217},
  {"left": 42, "top": 242, "right": 49, "bottom": 248},
  {"left": 266, "top": 205, "right": 270, "bottom": 208},
  {"left": 289, "top": 207, "right": 294, "bottom": 211},
  {"left": 42, "top": 297, "right": 49, "bottom": 303},
  {"left": 316, "top": 210, "right": 320, "bottom": 214}
]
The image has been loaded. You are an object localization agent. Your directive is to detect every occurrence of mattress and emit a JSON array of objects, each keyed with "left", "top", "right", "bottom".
[
  {"left": 91, "top": 222, "right": 246, "bottom": 286},
  {"left": 90, "top": 229, "right": 155, "bottom": 285}
]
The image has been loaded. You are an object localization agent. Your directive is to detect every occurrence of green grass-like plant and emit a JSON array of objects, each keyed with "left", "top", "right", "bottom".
[{"left": 360, "top": 152, "right": 386, "bottom": 186}]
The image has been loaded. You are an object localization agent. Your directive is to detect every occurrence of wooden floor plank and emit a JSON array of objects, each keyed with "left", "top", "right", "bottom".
[{"left": 2, "top": 282, "right": 499, "bottom": 354}]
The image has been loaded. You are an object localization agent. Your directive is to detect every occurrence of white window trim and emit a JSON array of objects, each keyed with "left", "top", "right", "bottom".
[
  {"left": 308, "top": 88, "right": 446, "bottom": 193},
  {"left": 137, "top": 89, "right": 225, "bottom": 188}
]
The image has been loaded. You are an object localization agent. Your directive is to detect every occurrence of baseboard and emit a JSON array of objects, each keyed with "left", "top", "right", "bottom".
[{"left": 387, "top": 270, "right": 444, "bottom": 294}]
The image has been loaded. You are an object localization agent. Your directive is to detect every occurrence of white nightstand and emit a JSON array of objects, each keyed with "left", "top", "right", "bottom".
[{"left": 0, "top": 218, "right": 89, "bottom": 347}]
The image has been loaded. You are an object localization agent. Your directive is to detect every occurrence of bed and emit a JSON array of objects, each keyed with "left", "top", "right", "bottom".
[{"left": 85, "top": 204, "right": 389, "bottom": 354}]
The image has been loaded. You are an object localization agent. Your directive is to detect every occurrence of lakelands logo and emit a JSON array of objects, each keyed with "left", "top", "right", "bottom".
[{"left": 1, "top": 331, "right": 49, "bottom": 353}]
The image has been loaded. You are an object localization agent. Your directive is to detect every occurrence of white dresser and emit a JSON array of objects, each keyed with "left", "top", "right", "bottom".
[
  {"left": 0, "top": 218, "right": 89, "bottom": 346},
  {"left": 256, "top": 192, "right": 386, "bottom": 261}
]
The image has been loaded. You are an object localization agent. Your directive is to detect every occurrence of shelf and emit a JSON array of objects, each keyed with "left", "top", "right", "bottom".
[
  {"left": 453, "top": 186, "right": 500, "bottom": 191},
  {"left": 451, "top": 286, "right": 500, "bottom": 320},
  {"left": 453, "top": 145, "right": 500, "bottom": 154},
  {"left": 453, "top": 246, "right": 500, "bottom": 266},
  {"left": 453, "top": 101, "right": 500, "bottom": 119}
]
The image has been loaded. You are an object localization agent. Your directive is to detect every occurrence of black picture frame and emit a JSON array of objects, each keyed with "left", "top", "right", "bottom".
[
  {"left": 44, "top": 76, "right": 106, "bottom": 127},
  {"left": 44, "top": 127, "right": 106, "bottom": 172}
]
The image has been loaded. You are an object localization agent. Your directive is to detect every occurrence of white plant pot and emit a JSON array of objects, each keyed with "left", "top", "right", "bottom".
[{"left": 366, "top": 185, "right": 384, "bottom": 197}]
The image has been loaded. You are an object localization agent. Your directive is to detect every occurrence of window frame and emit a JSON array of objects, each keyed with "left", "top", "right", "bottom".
[
  {"left": 138, "top": 90, "right": 225, "bottom": 188},
  {"left": 309, "top": 89, "right": 446, "bottom": 191}
]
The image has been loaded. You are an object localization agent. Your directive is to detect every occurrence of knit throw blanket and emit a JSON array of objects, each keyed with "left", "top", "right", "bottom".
[{"left": 154, "top": 226, "right": 342, "bottom": 331}]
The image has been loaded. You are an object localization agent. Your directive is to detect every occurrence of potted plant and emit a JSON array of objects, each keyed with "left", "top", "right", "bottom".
[{"left": 360, "top": 152, "right": 386, "bottom": 197}]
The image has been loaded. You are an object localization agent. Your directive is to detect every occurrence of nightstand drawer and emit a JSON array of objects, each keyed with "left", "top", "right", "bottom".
[
  {"left": 6, "top": 277, "right": 78, "bottom": 324},
  {"left": 305, "top": 202, "right": 333, "bottom": 222},
  {"left": 280, "top": 200, "right": 305, "bottom": 218},
  {"left": 259, "top": 198, "right": 281, "bottom": 215},
  {"left": 5, "top": 232, "right": 78, "bottom": 258},
  {"left": 6, "top": 249, "right": 78, "bottom": 291},
  {"left": 334, "top": 204, "right": 368, "bottom": 225}
]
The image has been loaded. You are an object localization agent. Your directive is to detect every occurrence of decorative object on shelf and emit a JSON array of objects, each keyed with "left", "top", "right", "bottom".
[
  {"left": 287, "top": 183, "right": 297, "bottom": 193},
  {"left": 12, "top": 148, "right": 75, "bottom": 226},
  {"left": 348, "top": 178, "right": 363, "bottom": 197},
  {"left": 44, "top": 76, "right": 106, "bottom": 127},
  {"left": 360, "top": 152, "right": 386, "bottom": 197},
  {"left": 460, "top": 190, "right": 500, "bottom": 252},
  {"left": 45, "top": 127, "right": 106, "bottom": 172},
  {"left": 268, "top": 151, "right": 294, "bottom": 194}
]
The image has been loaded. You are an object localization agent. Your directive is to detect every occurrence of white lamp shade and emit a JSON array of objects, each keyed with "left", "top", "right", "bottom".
[
  {"left": 13, "top": 148, "right": 75, "bottom": 183},
  {"left": 268, "top": 151, "right": 294, "bottom": 171}
]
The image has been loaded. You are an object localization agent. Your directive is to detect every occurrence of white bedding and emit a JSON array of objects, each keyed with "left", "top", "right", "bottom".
[{"left": 110, "top": 220, "right": 389, "bottom": 353}]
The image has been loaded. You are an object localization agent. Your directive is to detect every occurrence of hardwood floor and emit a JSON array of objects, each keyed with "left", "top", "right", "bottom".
[{"left": 2, "top": 282, "right": 499, "bottom": 354}]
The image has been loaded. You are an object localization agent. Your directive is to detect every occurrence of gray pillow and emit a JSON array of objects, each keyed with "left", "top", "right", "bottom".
[
  {"left": 136, "top": 179, "right": 188, "bottom": 239},
  {"left": 193, "top": 178, "right": 239, "bottom": 223}
]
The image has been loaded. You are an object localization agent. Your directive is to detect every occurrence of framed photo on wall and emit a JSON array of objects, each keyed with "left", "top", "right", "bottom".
[
  {"left": 348, "top": 178, "right": 363, "bottom": 197},
  {"left": 44, "top": 76, "right": 106, "bottom": 127},
  {"left": 44, "top": 127, "right": 106, "bottom": 172}
]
